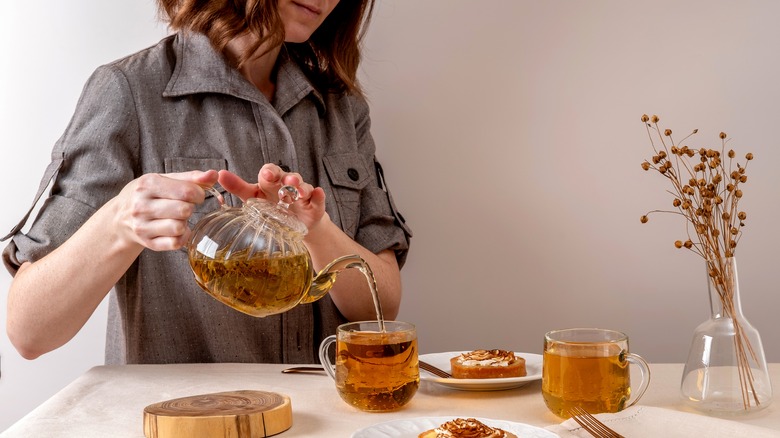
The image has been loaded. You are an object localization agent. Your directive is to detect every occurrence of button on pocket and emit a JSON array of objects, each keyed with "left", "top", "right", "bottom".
[
  {"left": 322, "top": 154, "right": 370, "bottom": 237},
  {"left": 322, "top": 154, "right": 369, "bottom": 190}
]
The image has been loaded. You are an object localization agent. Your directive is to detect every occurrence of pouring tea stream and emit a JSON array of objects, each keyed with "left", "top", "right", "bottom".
[{"left": 187, "top": 185, "right": 384, "bottom": 329}]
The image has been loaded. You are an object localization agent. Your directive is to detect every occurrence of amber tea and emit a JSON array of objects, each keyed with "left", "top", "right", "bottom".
[
  {"left": 190, "top": 249, "right": 311, "bottom": 317},
  {"left": 320, "top": 321, "right": 419, "bottom": 412},
  {"left": 542, "top": 348, "right": 630, "bottom": 416},
  {"left": 542, "top": 328, "right": 650, "bottom": 418}
]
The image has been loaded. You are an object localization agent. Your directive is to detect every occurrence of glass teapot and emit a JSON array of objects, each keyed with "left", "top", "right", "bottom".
[{"left": 187, "top": 186, "right": 379, "bottom": 318}]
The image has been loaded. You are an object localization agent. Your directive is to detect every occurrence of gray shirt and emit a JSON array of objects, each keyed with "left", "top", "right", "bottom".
[{"left": 2, "top": 32, "right": 411, "bottom": 364}]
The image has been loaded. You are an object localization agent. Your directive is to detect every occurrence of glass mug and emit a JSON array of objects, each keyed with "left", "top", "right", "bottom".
[
  {"left": 542, "top": 328, "right": 651, "bottom": 418},
  {"left": 318, "top": 321, "right": 419, "bottom": 412}
]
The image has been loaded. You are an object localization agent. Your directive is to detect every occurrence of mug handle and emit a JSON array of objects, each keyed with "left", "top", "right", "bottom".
[
  {"left": 625, "top": 352, "right": 651, "bottom": 408},
  {"left": 318, "top": 335, "right": 337, "bottom": 380}
]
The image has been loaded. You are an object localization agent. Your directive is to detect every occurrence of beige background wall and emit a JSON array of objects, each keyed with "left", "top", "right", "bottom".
[{"left": 2, "top": 0, "right": 779, "bottom": 431}]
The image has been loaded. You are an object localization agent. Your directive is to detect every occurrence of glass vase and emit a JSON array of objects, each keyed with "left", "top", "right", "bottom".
[{"left": 680, "top": 257, "right": 773, "bottom": 415}]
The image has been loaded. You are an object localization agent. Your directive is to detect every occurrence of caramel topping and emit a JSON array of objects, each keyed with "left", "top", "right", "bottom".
[
  {"left": 457, "top": 349, "right": 516, "bottom": 367},
  {"left": 434, "top": 418, "right": 508, "bottom": 438}
]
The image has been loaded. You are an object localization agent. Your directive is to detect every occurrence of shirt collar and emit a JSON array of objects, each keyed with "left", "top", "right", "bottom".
[{"left": 164, "top": 32, "right": 325, "bottom": 115}]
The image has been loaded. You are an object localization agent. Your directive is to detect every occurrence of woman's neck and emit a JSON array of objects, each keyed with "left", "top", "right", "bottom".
[{"left": 225, "top": 34, "right": 282, "bottom": 101}]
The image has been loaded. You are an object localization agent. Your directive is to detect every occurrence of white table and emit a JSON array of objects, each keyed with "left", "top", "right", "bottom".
[{"left": 2, "top": 363, "right": 779, "bottom": 437}]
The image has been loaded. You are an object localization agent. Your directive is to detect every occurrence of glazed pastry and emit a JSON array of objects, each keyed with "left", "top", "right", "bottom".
[
  {"left": 450, "top": 350, "right": 526, "bottom": 379},
  {"left": 417, "top": 417, "right": 517, "bottom": 438}
]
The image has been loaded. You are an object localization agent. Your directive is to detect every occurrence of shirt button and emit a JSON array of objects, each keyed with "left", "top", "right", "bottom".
[{"left": 347, "top": 168, "right": 359, "bottom": 181}]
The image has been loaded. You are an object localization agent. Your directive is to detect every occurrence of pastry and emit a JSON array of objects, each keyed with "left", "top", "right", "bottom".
[
  {"left": 450, "top": 349, "right": 526, "bottom": 379},
  {"left": 417, "top": 417, "right": 517, "bottom": 438}
]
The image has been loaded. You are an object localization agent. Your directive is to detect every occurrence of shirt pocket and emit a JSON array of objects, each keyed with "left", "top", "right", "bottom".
[
  {"left": 163, "top": 157, "right": 229, "bottom": 227},
  {"left": 322, "top": 153, "right": 370, "bottom": 238}
]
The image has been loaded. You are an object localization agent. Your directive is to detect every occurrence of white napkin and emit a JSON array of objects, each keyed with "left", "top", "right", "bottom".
[{"left": 545, "top": 405, "right": 780, "bottom": 437}]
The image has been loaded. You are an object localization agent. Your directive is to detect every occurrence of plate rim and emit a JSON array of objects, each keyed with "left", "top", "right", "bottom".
[
  {"left": 418, "top": 351, "right": 542, "bottom": 387},
  {"left": 351, "top": 415, "right": 557, "bottom": 438}
]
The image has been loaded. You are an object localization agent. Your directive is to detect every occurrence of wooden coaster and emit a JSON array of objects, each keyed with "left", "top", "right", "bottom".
[{"left": 143, "top": 390, "right": 292, "bottom": 438}]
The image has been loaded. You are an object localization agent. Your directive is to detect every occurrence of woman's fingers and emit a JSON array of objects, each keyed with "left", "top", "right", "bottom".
[
  {"left": 257, "top": 164, "right": 307, "bottom": 201},
  {"left": 116, "top": 171, "right": 218, "bottom": 251},
  {"left": 218, "top": 169, "right": 262, "bottom": 202}
]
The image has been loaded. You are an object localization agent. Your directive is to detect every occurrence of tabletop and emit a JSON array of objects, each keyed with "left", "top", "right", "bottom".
[{"left": 2, "top": 362, "right": 779, "bottom": 437}]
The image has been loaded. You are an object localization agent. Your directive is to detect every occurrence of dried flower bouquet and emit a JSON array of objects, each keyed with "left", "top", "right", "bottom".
[{"left": 639, "top": 114, "right": 761, "bottom": 409}]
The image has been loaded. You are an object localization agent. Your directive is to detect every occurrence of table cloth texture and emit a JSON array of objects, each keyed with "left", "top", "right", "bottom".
[{"left": 4, "top": 364, "right": 779, "bottom": 437}]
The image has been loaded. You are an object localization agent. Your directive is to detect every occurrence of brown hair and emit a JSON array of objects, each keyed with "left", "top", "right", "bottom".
[{"left": 157, "top": 0, "right": 374, "bottom": 96}]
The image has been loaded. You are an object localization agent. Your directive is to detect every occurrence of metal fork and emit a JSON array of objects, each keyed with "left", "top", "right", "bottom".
[
  {"left": 419, "top": 360, "right": 452, "bottom": 378},
  {"left": 567, "top": 406, "right": 625, "bottom": 438}
]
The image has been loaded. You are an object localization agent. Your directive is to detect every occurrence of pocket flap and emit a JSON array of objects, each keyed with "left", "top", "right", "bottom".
[{"left": 322, "top": 153, "right": 370, "bottom": 190}]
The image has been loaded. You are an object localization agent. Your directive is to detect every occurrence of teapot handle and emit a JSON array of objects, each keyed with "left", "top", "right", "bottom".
[{"left": 202, "top": 186, "right": 225, "bottom": 206}]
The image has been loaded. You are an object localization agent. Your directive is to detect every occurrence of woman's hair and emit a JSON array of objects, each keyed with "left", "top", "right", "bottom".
[{"left": 157, "top": 0, "right": 374, "bottom": 96}]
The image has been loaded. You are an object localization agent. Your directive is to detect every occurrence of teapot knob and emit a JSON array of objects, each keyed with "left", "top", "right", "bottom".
[{"left": 277, "top": 185, "right": 300, "bottom": 209}]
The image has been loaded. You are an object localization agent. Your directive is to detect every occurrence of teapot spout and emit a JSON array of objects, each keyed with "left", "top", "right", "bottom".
[{"left": 301, "top": 254, "right": 375, "bottom": 304}]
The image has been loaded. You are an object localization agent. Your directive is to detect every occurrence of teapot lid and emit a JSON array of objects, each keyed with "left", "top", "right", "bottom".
[{"left": 244, "top": 185, "right": 308, "bottom": 236}]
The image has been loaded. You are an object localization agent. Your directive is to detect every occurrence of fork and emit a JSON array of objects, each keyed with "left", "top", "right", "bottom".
[
  {"left": 419, "top": 360, "right": 452, "bottom": 378},
  {"left": 567, "top": 406, "right": 625, "bottom": 438}
]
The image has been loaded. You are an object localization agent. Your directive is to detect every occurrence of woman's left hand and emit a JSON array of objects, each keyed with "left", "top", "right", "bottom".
[{"left": 218, "top": 164, "right": 327, "bottom": 230}]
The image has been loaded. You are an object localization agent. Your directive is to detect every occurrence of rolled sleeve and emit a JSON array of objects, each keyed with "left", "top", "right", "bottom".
[
  {"left": 349, "top": 96, "right": 412, "bottom": 267},
  {"left": 355, "top": 183, "right": 411, "bottom": 267},
  {"left": 2, "top": 64, "right": 140, "bottom": 273}
]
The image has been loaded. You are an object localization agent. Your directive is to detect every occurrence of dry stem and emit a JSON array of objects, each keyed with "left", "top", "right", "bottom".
[{"left": 640, "top": 114, "right": 759, "bottom": 409}]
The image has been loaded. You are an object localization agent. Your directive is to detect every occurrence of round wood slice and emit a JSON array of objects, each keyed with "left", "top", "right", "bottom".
[{"left": 143, "top": 390, "right": 292, "bottom": 438}]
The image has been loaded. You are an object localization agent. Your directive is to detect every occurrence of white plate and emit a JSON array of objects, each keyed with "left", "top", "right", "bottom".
[
  {"left": 418, "top": 351, "right": 542, "bottom": 391},
  {"left": 351, "top": 416, "right": 557, "bottom": 438}
]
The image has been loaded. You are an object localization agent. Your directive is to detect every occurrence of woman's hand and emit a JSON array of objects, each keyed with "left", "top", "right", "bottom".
[
  {"left": 112, "top": 169, "right": 219, "bottom": 251},
  {"left": 218, "top": 164, "right": 327, "bottom": 230},
  {"left": 7, "top": 168, "right": 220, "bottom": 359}
]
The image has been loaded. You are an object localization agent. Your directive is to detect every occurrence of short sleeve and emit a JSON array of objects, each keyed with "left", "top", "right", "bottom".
[
  {"left": 348, "top": 96, "right": 412, "bottom": 268},
  {"left": 2, "top": 65, "right": 140, "bottom": 273}
]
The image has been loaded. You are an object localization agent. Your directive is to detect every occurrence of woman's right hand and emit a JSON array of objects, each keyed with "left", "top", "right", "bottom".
[{"left": 112, "top": 170, "right": 219, "bottom": 251}]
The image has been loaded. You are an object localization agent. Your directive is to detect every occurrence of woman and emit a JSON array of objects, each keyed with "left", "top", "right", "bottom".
[{"left": 3, "top": 0, "right": 411, "bottom": 365}]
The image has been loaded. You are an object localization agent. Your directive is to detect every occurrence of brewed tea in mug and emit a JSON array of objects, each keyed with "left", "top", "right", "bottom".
[
  {"left": 542, "top": 328, "right": 650, "bottom": 418},
  {"left": 319, "top": 321, "right": 419, "bottom": 412}
]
